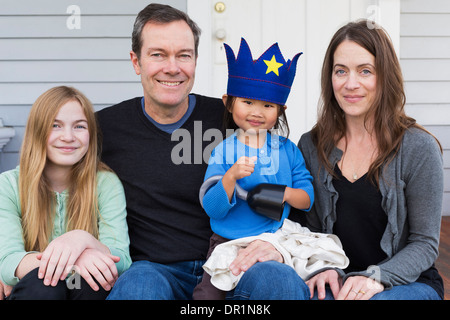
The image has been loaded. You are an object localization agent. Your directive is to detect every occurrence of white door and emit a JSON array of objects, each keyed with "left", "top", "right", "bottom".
[
  {"left": 188, "top": 0, "right": 400, "bottom": 142},
  {"left": 189, "top": 0, "right": 308, "bottom": 142}
]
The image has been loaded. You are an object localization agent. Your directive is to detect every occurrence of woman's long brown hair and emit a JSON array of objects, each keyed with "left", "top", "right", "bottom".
[{"left": 311, "top": 19, "right": 441, "bottom": 186}]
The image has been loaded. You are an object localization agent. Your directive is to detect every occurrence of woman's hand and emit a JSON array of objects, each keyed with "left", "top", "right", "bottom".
[
  {"left": 37, "top": 230, "right": 97, "bottom": 286},
  {"left": 306, "top": 269, "right": 342, "bottom": 299},
  {"left": 73, "top": 248, "right": 120, "bottom": 291},
  {"left": 306, "top": 270, "right": 384, "bottom": 300},
  {"left": 229, "top": 240, "right": 283, "bottom": 276},
  {"left": 0, "top": 280, "right": 12, "bottom": 300},
  {"left": 336, "top": 275, "right": 384, "bottom": 300}
]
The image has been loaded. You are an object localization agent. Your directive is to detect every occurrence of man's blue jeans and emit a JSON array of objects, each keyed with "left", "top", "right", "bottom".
[{"left": 107, "top": 260, "right": 309, "bottom": 300}]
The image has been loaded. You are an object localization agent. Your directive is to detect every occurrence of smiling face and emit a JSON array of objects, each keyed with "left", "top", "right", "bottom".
[
  {"left": 332, "top": 40, "right": 377, "bottom": 121},
  {"left": 46, "top": 99, "right": 89, "bottom": 169},
  {"left": 227, "top": 96, "right": 280, "bottom": 138},
  {"left": 130, "top": 20, "right": 197, "bottom": 114}
]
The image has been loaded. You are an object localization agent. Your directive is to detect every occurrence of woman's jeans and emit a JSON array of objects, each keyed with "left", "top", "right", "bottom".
[
  {"left": 106, "top": 260, "right": 309, "bottom": 300},
  {"left": 311, "top": 282, "right": 441, "bottom": 300}
]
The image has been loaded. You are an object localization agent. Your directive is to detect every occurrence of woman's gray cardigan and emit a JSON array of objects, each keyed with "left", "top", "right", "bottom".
[{"left": 298, "top": 127, "right": 443, "bottom": 289}]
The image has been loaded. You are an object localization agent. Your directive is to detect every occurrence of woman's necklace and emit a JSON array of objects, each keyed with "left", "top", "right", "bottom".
[
  {"left": 351, "top": 158, "right": 365, "bottom": 181},
  {"left": 352, "top": 170, "right": 359, "bottom": 181},
  {"left": 338, "top": 120, "right": 378, "bottom": 181},
  {"left": 340, "top": 143, "right": 377, "bottom": 181}
]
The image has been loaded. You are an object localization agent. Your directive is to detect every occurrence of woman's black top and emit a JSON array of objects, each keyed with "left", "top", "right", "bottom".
[
  {"left": 332, "top": 164, "right": 444, "bottom": 299},
  {"left": 332, "top": 164, "right": 388, "bottom": 272}
]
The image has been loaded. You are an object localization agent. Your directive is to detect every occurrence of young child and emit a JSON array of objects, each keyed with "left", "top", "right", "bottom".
[{"left": 193, "top": 38, "right": 315, "bottom": 299}]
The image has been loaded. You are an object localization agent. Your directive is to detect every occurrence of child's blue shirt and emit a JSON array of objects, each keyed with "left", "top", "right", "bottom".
[{"left": 202, "top": 132, "right": 314, "bottom": 240}]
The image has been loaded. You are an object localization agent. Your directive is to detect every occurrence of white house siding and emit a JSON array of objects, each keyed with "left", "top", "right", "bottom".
[
  {"left": 0, "top": 0, "right": 185, "bottom": 172},
  {"left": 400, "top": 0, "right": 450, "bottom": 215}
]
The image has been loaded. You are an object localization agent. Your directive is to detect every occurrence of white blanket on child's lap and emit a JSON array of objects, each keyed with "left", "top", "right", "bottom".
[{"left": 203, "top": 219, "right": 349, "bottom": 291}]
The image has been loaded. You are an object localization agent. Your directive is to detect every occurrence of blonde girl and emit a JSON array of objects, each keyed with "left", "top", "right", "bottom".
[{"left": 0, "top": 86, "right": 130, "bottom": 300}]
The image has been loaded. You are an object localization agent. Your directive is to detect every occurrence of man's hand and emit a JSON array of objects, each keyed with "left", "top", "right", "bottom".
[
  {"left": 229, "top": 240, "right": 283, "bottom": 276},
  {"left": 306, "top": 269, "right": 342, "bottom": 299}
]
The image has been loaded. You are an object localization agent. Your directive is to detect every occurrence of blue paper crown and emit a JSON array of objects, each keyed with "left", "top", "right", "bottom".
[{"left": 224, "top": 38, "right": 302, "bottom": 106}]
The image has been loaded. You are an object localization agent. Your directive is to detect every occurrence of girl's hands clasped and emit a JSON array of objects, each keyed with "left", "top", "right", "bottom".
[
  {"left": 36, "top": 229, "right": 119, "bottom": 291},
  {"left": 37, "top": 230, "right": 92, "bottom": 286},
  {"left": 73, "top": 249, "right": 120, "bottom": 291}
]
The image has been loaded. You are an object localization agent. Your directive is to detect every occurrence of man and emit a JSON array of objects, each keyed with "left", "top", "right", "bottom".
[{"left": 97, "top": 3, "right": 307, "bottom": 300}]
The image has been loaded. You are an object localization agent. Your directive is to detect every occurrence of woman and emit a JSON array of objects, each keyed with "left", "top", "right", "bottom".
[
  {"left": 0, "top": 86, "right": 131, "bottom": 300},
  {"left": 297, "top": 20, "right": 444, "bottom": 300}
]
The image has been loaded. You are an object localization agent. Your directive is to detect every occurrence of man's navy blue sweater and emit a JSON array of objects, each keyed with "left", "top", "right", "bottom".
[{"left": 97, "top": 94, "right": 224, "bottom": 263}]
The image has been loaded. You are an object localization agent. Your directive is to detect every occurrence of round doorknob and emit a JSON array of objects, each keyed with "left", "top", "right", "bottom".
[
  {"left": 215, "top": 2, "right": 226, "bottom": 13},
  {"left": 215, "top": 29, "right": 226, "bottom": 40}
]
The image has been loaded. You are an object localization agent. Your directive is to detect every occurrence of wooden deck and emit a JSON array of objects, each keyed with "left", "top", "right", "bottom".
[{"left": 437, "top": 216, "right": 450, "bottom": 300}]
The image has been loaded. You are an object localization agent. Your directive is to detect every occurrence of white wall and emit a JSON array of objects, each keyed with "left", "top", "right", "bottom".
[{"left": 400, "top": 0, "right": 450, "bottom": 215}]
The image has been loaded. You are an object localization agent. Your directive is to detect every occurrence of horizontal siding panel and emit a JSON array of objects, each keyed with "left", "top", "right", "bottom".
[
  {"left": 444, "top": 193, "right": 450, "bottom": 216},
  {"left": 0, "top": 83, "right": 143, "bottom": 105},
  {"left": 0, "top": 105, "right": 109, "bottom": 126},
  {"left": 1, "top": 0, "right": 185, "bottom": 15},
  {"left": 0, "top": 61, "right": 138, "bottom": 82},
  {"left": 401, "top": 59, "right": 450, "bottom": 81},
  {"left": 0, "top": 38, "right": 132, "bottom": 60},
  {"left": 0, "top": 106, "right": 31, "bottom": 126},
  {"left": 400, "top": 37, "right": 450, "bottom": 59},
  {"left": 0, "top": 16, "right": 134, "bottom": 38},
  {"left": 405, "top": 104, "right": 450, "bottom": 126},
  {"left": 400, "top": 1, "right": 450, "bottom": 217},
  {"left": 405, "top": 82, "right": 450, "bottom": 104},
  {"left": 401, "top": 0, "right": 450, "bottom": 13},
  {"left": 445, "top": 170, "right": 450, "bottom": 192},
  {"left": 401, "top": 14, "right": 450, "bottom": 36},
  {"left": 0, "top": 152, "right": 19, "bottom": 172},
  {"left": 425, "top": 125, "right": 450, "bottom": 150},
  {"left": 444, "top": 150, "right": 450, "bottom": 168}
]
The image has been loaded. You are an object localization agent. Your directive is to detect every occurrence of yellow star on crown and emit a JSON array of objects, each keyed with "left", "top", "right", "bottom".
[{"left": 264, "top": 55, "right": 283, "bottom": 76}]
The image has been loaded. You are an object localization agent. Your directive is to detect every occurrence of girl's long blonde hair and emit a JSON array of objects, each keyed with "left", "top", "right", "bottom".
[{"left": 19, "top": 86, "right": 109, "bottom": 252}]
